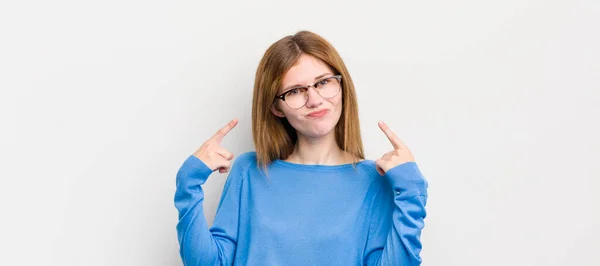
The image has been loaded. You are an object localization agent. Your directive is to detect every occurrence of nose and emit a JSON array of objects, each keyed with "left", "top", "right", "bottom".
[{"left": 304, "top": 86, "right": 323, "bottom": 108}]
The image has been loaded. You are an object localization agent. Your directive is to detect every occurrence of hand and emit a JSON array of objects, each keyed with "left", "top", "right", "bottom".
[
  {"left": 192, "top": 118, "right": 238, "bottom": 173},
  {"left": 375, "top": 121, "right": 416, "bottom": 176}
]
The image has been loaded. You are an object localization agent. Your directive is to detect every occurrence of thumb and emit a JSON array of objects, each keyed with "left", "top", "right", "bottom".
[{"left": 212, "top": 157, "right": 231, "bottom": 172}]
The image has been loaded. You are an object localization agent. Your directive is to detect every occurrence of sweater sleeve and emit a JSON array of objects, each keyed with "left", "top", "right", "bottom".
[
  {"left": 174, "top": 154, "right": 247, "bottom": 266},
  {"left": 364, "top": 162, "right": 428, "bottom": 266}
]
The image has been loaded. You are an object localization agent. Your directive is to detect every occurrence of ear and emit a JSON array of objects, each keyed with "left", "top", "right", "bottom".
[{"left": 270, "top": 103, "right": 286, "bottom": 118}]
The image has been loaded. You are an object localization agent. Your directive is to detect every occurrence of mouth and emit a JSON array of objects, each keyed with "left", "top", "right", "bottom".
[{"left": 307, "top": 109, "right": 329, "bottom": 118}]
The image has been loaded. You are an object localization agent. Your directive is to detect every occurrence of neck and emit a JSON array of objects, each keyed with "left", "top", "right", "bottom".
[{"left": 285, "top": 130, "right": 355, "bottom": 165}]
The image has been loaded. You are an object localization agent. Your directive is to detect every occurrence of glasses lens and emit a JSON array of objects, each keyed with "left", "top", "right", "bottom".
[
  {"left": 316, "top": 77, "right": 341, "bottom": 98},
  {"left": 284, "top": 88, "right": 308, "bottom": 109}
]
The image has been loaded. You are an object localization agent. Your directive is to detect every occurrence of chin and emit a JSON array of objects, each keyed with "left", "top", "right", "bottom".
[
  {"left": 299, "top": 119, "right": 339, "bottom": 139},
  {"left": 306, "top": 128, "right": 333, "bottom": 138},
  {"left": 288, "top": 110, "right": 342, "bottom": 139}
]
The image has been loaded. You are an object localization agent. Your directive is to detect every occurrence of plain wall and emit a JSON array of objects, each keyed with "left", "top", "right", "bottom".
[{"left": 2, "top": 0, "right": 599, "bottom": 265}]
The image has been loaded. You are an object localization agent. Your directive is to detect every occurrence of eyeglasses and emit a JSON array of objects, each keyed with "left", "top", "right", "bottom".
[{"left": 274, "top": 75, "right": 342, "bottom": 109}]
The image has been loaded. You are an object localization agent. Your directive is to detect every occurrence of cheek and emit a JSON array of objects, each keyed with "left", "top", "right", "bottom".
[
  {"left": 282, "top": 109, "right": 303, "bottom": 124},
  {"left": 331, "top": 95, "right": 343, "bottom": 115}
]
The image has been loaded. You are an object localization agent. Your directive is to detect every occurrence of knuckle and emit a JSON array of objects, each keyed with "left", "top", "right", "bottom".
[{"left": 202, "top": 142, "right": 213, "bottom": 150}]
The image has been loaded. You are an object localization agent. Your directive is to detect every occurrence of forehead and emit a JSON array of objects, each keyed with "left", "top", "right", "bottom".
[{"left": 280, "top": 54, "right": 333, "bottom": 90}]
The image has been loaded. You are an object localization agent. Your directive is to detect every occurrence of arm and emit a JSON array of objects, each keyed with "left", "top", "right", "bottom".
[
  {"left": 364, "top": 162, "right": 428, "bottom": 266},
  {"left": 174, "top": 154, "right": 245, "bottom": 266}
]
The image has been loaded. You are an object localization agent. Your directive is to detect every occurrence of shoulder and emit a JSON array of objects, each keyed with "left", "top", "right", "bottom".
[
  {"left": 230, "top": 151, "right": 258, "bottom": 173},
  {"left": 234, "top": 151, "right": 257, "bottom": 163},
  {"left": 219, "top": 152, "right": 257, "bottom": 189},
  {"left": 356, "top": 159, "right": 384, "bottom": 183},
  {"left": 357, "top": 159, "right": 394, "bottom": 195},
  {"left": 356, "top": 159, "right": 378, "bottom": 175}
]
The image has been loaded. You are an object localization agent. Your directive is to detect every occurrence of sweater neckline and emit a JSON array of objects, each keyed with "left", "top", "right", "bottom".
[{"left": 272, "top": 159, "right": 370, "bottom": 171}]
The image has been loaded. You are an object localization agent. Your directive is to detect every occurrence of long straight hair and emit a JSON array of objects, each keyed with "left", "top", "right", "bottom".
[{"left": 251, "top": 31, "right": 364, "bottom": 172}]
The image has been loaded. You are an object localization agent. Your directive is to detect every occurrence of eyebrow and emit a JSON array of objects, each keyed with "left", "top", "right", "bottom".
[{"left": 281, "top": 72, "right": 333, "bottom": 91}]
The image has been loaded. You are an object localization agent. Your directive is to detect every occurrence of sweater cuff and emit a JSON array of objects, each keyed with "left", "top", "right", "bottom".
[
  {"left": 384, "top": 162, "right": 428, "bottom": 195},
  {"left": 178, "top": 154, "right": 213, "bottom": 184}
]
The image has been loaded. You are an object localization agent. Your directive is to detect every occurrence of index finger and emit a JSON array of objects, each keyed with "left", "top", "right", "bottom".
[
  {"left": 378, "top": 121, "right": 405, "bottom": 149},
  {"left": 211, "top": 118, "right": 238, "bottom": 143}
]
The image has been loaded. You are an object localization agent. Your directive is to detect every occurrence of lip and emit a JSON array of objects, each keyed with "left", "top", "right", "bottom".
[{"left": 307, "top": 109, "right": 329, "bottom": 118}]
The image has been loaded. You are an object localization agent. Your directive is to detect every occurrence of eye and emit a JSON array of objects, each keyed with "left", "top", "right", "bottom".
[
  {"left": 317, "top": 78, "right": 330, "bottom": 86},
  {"left": 285, "top": 87, "right": 307, "bottom": 97},
  {"left": 288, "top": 88, "right": 300, "bottom": 95}
]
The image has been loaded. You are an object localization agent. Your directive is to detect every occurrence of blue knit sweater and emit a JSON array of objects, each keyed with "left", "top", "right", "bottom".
[{"left": 175, "top": 151, "right": 428, "bottom": 265}]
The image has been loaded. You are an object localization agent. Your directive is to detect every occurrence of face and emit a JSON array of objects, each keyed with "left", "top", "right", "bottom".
[{"left": 270, "top": 54, "right": 343, "bottom": 139}]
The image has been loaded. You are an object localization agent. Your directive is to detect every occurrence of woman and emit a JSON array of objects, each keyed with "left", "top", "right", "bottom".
[{"left": 174, "top": 31, "right": 428, "bottom": 265}]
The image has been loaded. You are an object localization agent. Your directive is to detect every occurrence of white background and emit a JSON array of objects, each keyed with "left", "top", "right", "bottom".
[{"left": 2, "top": 0, "right": 599, "bottom": 265}]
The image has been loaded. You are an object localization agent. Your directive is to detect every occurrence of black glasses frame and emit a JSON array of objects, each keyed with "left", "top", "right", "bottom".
[{"left": 274, "top": 75, "right": 342, "bottom": 109}]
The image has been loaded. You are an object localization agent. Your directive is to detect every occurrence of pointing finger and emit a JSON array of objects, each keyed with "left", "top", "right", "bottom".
[
  {"left": 378, "top": 121, "right": 405, "bottom": 149},
  {"left": 212, "top": 118, "right": 238, "bottom": 143}
]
